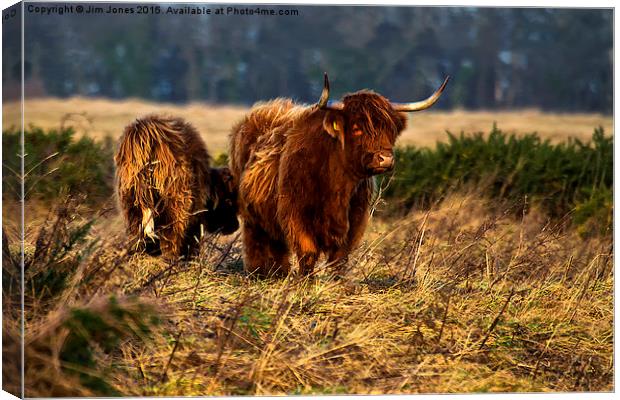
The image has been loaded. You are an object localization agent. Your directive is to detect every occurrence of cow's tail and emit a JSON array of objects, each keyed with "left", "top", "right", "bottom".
[{"left": 115, "top": 116, "right": 193, "bottom": 247}]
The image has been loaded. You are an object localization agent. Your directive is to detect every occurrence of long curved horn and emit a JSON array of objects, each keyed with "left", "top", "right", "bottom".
[
  {"left": 391, "top": 76, "right": 451, "bottom": 112},
  {"left": 318, "top": 73, "right": 344, "bottom": 110},
  {"left": 317, "top": 72, "right": 330, "bottom": 107}
]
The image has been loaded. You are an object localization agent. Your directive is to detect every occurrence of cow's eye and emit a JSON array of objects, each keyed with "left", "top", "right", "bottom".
[{"left": 352, "top": 124, "right": 363, "bottom": 137}]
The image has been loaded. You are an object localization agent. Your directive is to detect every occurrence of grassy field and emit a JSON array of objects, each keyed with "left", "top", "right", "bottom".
[
  {"left": 2, "top": 97, "right": 614, "bottom": 153},
  {"left": 2, "top": 192, "right": 613, "bottom": 396},
  {"left": 1, "top": 104, "right": 613, "bottom": 396}
]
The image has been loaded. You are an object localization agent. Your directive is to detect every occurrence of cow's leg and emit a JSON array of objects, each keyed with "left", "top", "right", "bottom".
[
  {"left": 158, "top": 198, "right": 191, "bottom": 260},
  {"left": 126, "top": 206, "right": 145, "bottom": 251},
  {"left": 326, "top": 249, "right": 349, "bottom": 276},
  {"left": 119, "top": 189, "right": 147, "bottom": 253},
  {"left": 290, "top": 224, "right": 319, "bottom": 277},
  {"left": 184, "top": 219, "right": 207, "bottom": 257},
  {"left": 298, "top": 252, "right": 319, "bottom": 277},
  {"left": 266, "top": 238, "right": 291, "bottom": 277},
  {"left": 326, "top": 226, "right": 366, "bottom": 277},
  {"left": 158, "top": 222, "right": 181, "bottom": 259},
  {"left": 243, "top": 222, "right": 290, "bottom": 277},
  {"left": 327, "top": 181, "right": 371, "bottom": 276}
]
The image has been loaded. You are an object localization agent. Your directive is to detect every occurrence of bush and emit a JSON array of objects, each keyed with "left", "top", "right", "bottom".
[
  {"left": 3, "top": 125, "right": 611, "bottom": 233},
  {"left": 385, "top": 126, "right": 612, "bottom": 230},
  {"left": 2, "top": 126, "right": 116, "bottom": 206}
]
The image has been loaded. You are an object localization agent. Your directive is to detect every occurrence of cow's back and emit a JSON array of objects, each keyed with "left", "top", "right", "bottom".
[
  {"left": 229, "top": 98, "right": 298, "bottom": 177},
  {"left": 116, "top": 115, "right": 211, "bottom": 210},
  {"left": 230, "top": 99, "right": 306, "bottom": 231}
]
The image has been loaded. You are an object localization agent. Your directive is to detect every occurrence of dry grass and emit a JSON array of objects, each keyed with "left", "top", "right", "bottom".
[
  {"left": 2, "top": 99, "right": 613, "bottom": 395},
  {"left": 4, "top": 98, "right": 613, "bottom": 153},
  {"left": 6, "top": 192, "right": 613, "bottom": 396}
]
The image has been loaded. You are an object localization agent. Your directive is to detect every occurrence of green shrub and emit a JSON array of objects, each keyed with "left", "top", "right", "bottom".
[
  {"left": 385, "top": 126, "right": 612, "bottom": 230},
  {"left": 2, "top": 126, "right": 115, "bottom": 205},
  {"left": 3, "top": 125, "right": 611, "bottom": 233}
]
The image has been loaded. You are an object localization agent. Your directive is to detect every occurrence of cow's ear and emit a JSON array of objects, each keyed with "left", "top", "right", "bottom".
[{"left": 323, "top": 111, "right": 345, "bottom": 150}]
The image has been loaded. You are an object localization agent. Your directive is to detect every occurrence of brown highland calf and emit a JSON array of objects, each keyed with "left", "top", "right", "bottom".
[
  {"left": 115, "top": 115, "right": 239, "bottom": 258},
  {"left": 230, "top": 74, "right": 449, "bottom": 277}
]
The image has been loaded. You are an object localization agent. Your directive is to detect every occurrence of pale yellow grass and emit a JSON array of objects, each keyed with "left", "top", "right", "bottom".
[{"left": 3, "top": 98, "right": 613, "bottom": 153}]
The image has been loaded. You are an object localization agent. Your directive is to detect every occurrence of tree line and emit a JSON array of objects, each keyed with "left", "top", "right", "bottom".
[{"left": 7, "top": 6, "right": 612, "bottom": 113}]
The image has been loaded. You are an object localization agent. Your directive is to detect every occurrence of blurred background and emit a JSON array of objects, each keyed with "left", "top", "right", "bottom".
[
  {"left": 2, "top": 5, "right": 612, "bottom": 111},
  {"left": 1, "top": 3, "right": 615, "bottom": 217},
  {"left": 3, "top": 4, "right": 613, "bottom": 153}
]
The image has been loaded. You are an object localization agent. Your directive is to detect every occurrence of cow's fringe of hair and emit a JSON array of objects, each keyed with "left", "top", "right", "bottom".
[{"left": 342, "top": 90, "right": 403, "bottom": 139}]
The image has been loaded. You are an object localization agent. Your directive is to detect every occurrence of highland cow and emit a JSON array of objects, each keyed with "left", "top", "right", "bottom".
[
  {"left": 115, "top": 115, "right": 239, "bottom": 258},
  {"left": 230, "top": 74, "right": 449, "bottom": 277}
]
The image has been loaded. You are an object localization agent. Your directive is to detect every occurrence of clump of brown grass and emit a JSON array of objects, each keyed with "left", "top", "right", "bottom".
[
  {"left": 22, "top": 295, "right": 162, "bottom": 397},
  {"left": 3, "top": 199, "right": 163, "bottom": 397},
  {"left": 6, "top": 191, "right": 612, "bottom": 396}
]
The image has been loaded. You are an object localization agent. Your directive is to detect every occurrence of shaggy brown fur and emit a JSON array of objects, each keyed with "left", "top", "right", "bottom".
[
  {"left": 115, "top": 115, "right": 238, "bottom": 259},
  {"left": 230, "top": 92, "right": 408, "bottom": 277}
]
